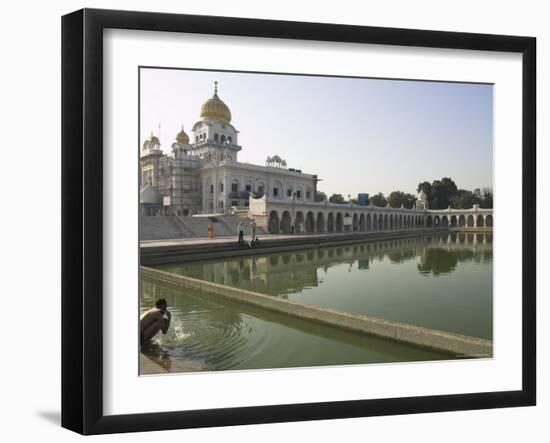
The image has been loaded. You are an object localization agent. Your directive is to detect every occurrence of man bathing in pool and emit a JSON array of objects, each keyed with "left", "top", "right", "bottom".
[{"left": 140, "top": 298, "right": 171, "bottom": 347}]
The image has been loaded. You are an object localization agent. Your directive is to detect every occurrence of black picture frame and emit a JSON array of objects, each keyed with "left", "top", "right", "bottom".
[{"left": 62, "top": 8, "right": 536, "bottom": 435}]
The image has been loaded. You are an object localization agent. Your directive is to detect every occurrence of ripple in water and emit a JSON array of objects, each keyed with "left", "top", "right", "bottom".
[{"left": 142, "top": 285, "right": 268, "bottom": 370}]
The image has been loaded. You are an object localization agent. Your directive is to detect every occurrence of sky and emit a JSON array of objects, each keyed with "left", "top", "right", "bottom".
[{"left": 140, "top": 68, "right": 493, "bottom": 198}]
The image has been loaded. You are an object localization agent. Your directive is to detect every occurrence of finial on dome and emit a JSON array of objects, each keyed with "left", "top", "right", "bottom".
[
  {"left": 200, "top": 82, "right": 232, "bottom": 122},
  {"left": 176, "top": 124, "right": 190, "bottom": 144}
]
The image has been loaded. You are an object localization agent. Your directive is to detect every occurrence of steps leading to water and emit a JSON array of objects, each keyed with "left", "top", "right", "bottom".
[
  {"left": 139, "top": 214, "right": 270, "bottom": 240},
  {"left": 139, "top": 216, "right": 192, "bottom": 241}
]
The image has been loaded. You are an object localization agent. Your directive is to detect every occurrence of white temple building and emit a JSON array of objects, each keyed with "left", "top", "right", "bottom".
[{"left": 140, "top": 81, "right": 317, "bottom": 216}]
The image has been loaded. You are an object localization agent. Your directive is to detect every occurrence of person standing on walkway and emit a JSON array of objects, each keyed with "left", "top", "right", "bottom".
[
  {"left": 238, "top": 221, "right": 244, "bottom": 248},
  {"left": 250, "top": 219, "right": 257, "bottom": 241},
  {"left": 207, "top": 222, "right": 214, "bottom": 239}
]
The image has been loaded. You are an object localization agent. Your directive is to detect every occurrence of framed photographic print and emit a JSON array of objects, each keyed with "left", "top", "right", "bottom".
[{"left": 61, "top": 8, "right": 536, "bottom": 435}]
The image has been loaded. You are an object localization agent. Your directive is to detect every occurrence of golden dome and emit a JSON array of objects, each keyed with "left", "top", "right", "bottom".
[
  {"left": 200, "top": 81, "right": 232, "bottom": 123},
  {"left": 176, "top": 125, "right": 189, "bottom": 144}
]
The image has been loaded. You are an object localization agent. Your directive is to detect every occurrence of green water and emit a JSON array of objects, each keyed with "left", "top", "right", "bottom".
[
  {"left": 158, "top": 233, "right": 493, "bottom": 340},
  {"left": 140, "top": 278, "right": 450, "bottom": 372},
  {"left": 142, "top": 233, "right": 492, "bottom": 373}
]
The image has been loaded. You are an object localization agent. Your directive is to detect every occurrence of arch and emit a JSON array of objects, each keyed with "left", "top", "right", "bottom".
[
  {"left": 450, "top": 215, "right": 458, "bottom": 227},
  {"left": 286, "top": 186, "right": 294, "bottom": 198},
  {"left": 426, "top": 215, "right": 433, "bottom": 227},
  {"left": 434, "top": 215, "right": 440, "bottom": 227},
  {"left": 294, "top": 211, "right": 305, "bottom": 233},
  {"left": 305, "top": 211, "right": 315, "bottom": 233},
  {"left": 366, "top": 213, "right": 372, "bottom": 230},
  {"left": 378, "top": 214, "right": 384, "bottom": 230},
  {"left": 477, "top": 214, "right": 485, "bottom": 227},
  {"left": 220, "top": 134, "right": 226, "bottom": 143},
  {"left": 389, "top": 214, "right": 394, "bottom": 230},
  {"left": 281, "top": 211, "right": 292, "bottom": 234},
  {"left": 399, "top": 214, "right": 403, "bottom": 229},
  {"left": 458, "top": 214, "right": 466, "bottom": 227},
  {"left": 442, "top": 216, "right": 449, "bottom": 227},
  {"left": 384, "top": 214, "right": 389, "bottom": 230},
  {"left": 327, "top": 213, "right": 335, "bottom": 232},
  {"left": 230, "top": 179, "right": 240, "bottom": 195},
  {"left": 336, "top": 213, "right": 344, "bottom": 232},
  {"left": 268, "top": 210, "right": 280, "bottom": 234},
  {"left": 316, "top": 212, "right": 325, "bottom": 233},
  {"left": 467, "top": 214, "right": 475, "bottom": 227},
  {"left": 256, "top": 181, "right": 265, "bottom": 196},
  {"left": 486, "top": 214, "right": 493, "bottom": 227},
  {"left": 352, "top": 213, "right": 359, "bottom": 231},
  {"left": 272, "top": 180, "right": 283, "bottom": 199},
  {"left": 359, "top": 213, "right": 366, "bottom": 231}
]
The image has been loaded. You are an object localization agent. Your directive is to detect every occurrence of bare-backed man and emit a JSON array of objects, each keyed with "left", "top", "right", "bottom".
[{"left": 140, "top": 298, "right": 171, "bottom": 347}]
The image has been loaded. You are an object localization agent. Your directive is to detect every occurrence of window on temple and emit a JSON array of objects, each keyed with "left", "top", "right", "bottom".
[
  {"left": 210, "top": 184, "right": 214, "bottom": 194},
  {"left": 245, "top": 184, "right": 252, "bottom": 192},
  {"left": 231, "top": 182, "right": 238, "bottom": 192},
  {"left": 296, "top": 190, "right": 302, "bottom": 199},
  {"left": 219, "top": 182, "right": 224, "bottom": 192},
  {"left": 273, "top": 187, "right": 279, "bottom": 197},
  {"left": 287, "top": 188, "right": 292, "bottom": 197}
]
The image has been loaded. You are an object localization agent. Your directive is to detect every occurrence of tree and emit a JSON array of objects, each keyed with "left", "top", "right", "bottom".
[
  {"left": 402, "top": 193, "right": 416, "bottom": 209},
  {"left": 480, "top": 188, "right": 493, "bottom": 208},
  {"left": 315, "top": 191, "right": 327, "bottom": 202},
  {"left": 388, "top": 191, "right": 415, "bottom": 209},
  {"left": 450, "top": 189, "right": 474, "bottom": 209},
  {"left": 417, "top": 181, "right": 432, "bottom": 195},
  {"left": 328, "top": 193, "right": 346, "bottom": 204},
  {"left": 430, "top": 177, "right": 458, "bottom": 209},
  {"left": 370, "top": 192, "right": 387, "bottom": 207}
]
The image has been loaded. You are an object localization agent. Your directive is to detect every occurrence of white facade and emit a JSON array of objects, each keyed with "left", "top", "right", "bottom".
[{"left": 140, "top": 82, "right": 317, "bottom": 216}]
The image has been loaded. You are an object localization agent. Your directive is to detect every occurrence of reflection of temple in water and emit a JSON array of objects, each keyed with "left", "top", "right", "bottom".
[{"left": 174, "top": 233, "right": 492, "bottom": 295}]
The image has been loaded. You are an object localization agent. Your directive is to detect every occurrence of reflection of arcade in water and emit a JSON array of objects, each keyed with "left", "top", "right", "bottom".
[{"left": 161, "top": 233, "right": 492, "bottom": 297}]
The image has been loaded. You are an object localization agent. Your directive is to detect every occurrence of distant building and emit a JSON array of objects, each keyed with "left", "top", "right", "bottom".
[{"left": 357, "top": 193, "right": 369, "bottom": 206}]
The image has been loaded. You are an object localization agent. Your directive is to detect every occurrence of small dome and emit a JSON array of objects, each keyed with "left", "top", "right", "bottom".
[
  {"left": 200, "top": 81, "right": 232, "bottom": 123},
  {"left": 143, "top": 132, "right": 161, "bottom": 150},
  {"left": 176, "top": 125, "right": 189, "bottom": 144},
  {"left": 417, "top": 190, "right": 428, "bottom": 201},
  {"left": 140, "top": 184, "right": 159, "bottom": 204}
]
